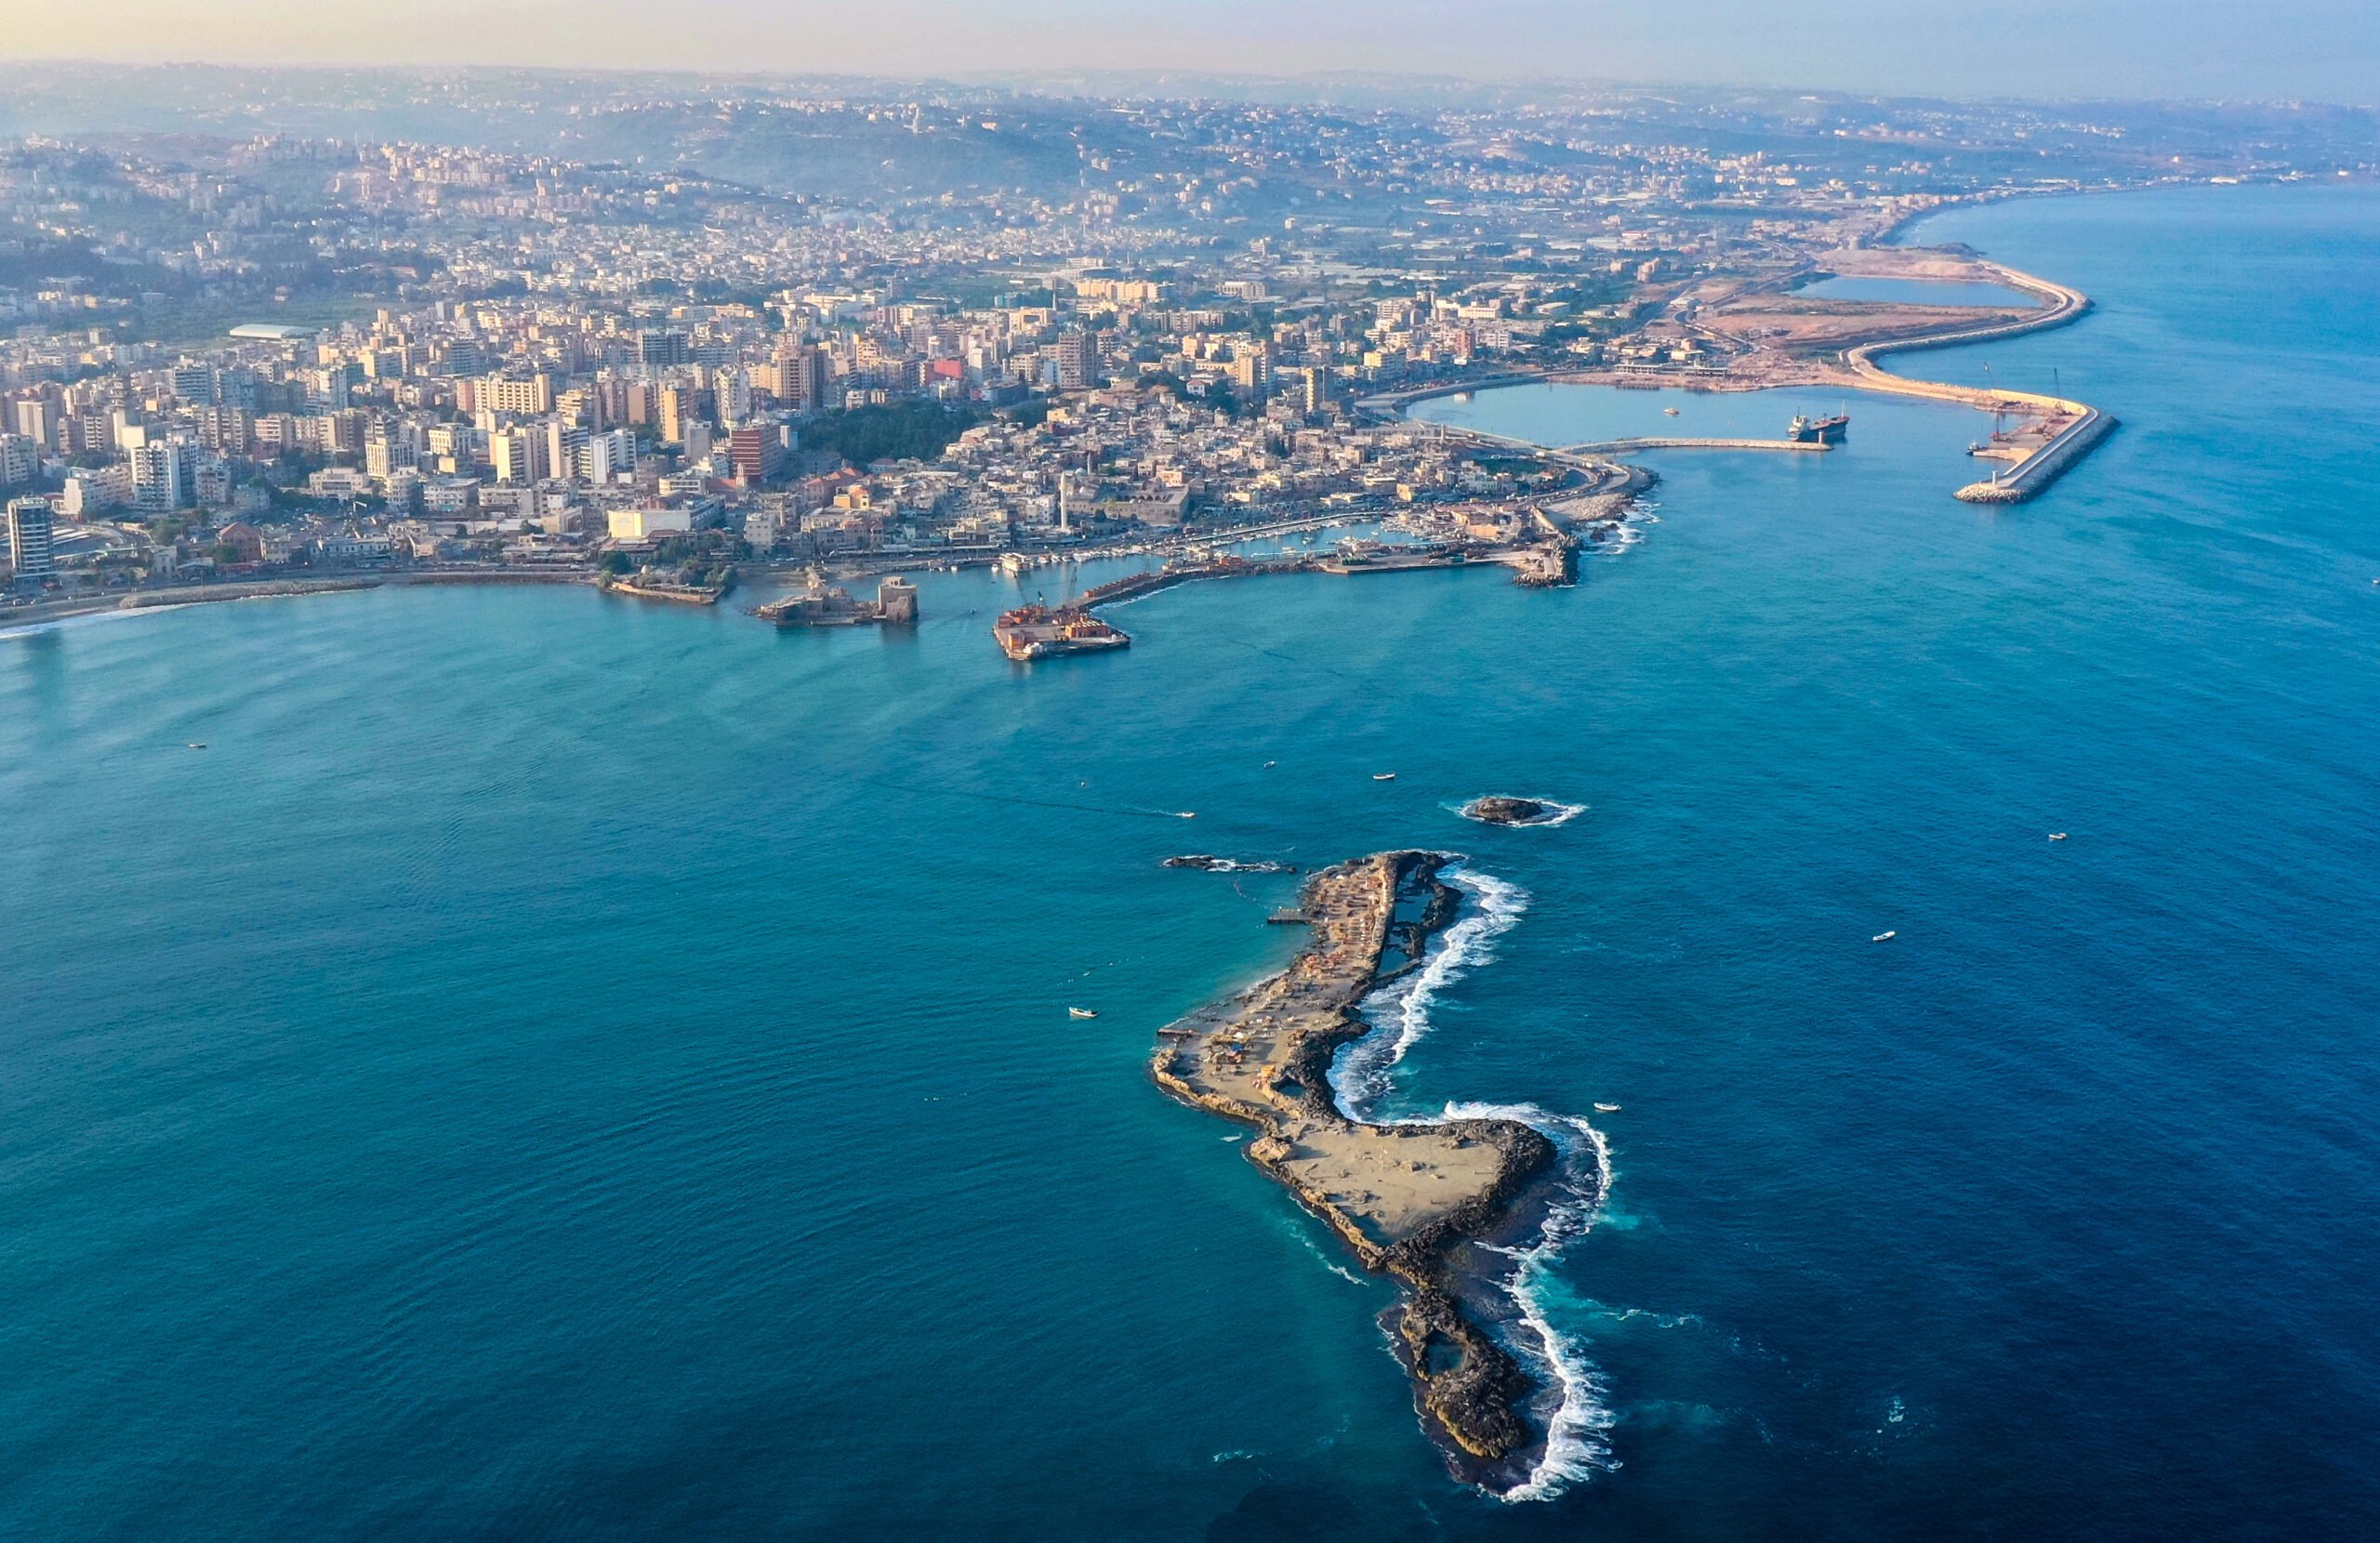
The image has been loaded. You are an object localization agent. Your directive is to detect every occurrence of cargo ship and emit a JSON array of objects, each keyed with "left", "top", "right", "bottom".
[
  {"left": 993, "top": 603, "right": 1130, "bottom": 661},
  {"left": 1789, "top": 412, "right": 1849, "bottom": 444}
]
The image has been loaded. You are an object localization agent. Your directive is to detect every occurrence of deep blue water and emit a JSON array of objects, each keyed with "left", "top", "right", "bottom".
[{"left": 5, "top": 183, "right": 2378, "bottom": 1540}]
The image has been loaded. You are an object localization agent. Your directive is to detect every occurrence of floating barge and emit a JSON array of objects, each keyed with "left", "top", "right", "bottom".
[{"left": 993, "top": 603, "right": 1131, "bottom": 661}]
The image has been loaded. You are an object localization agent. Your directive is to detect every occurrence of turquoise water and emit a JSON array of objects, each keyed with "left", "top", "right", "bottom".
[
  {"left": 6, "top": 183, "right": 2379, "bottom": 1539},
  {"left": 1796, "top": 275, "right": 2043, "bottom": 308}
]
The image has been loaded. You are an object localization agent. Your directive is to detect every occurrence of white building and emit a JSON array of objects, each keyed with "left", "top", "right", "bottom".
[
  {"left": 607, "top": 506, "right": 692, "bottom": 542},
  {"left": 60, "top": 465, "right": 135, "bottom": 516},
  {"left": 578, "top": 428, "right": 636, "bottom": 484},
  {"left": 131, "top": 439, "right": 189, "bottom": 513}
]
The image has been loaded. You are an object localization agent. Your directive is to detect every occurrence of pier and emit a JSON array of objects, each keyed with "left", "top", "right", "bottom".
[
  {"left": 1954, "top": 405, "right": 2118, "bottom": 503},
  {"left": 991, "top": 522, "right": 1587, "bottom": 659}
]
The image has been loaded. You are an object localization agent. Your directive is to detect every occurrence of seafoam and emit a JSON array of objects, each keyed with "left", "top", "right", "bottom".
[{"left": 1329, "top": 865, "right": 1620, "bottom": 1500}]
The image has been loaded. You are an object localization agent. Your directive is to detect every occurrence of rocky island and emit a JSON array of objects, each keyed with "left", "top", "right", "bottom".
[
  {"left": 1463, "top": 796, "right": 1551, "bottom": 826},
  {"left": 1152, "top": 851, "right": 1565, "bottom": 1487},
  {"left": 1161, "top": 854, "right": 1299, "bottom": 874}
]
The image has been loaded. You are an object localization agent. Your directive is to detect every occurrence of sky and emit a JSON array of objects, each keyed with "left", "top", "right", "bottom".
[{"left": 1, "top": 0, "right": 2374, "bottom": 103}]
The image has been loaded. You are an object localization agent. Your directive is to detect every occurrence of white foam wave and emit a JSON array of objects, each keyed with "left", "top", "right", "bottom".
[
  {"left": 1441, "top": 1100, "right": 1619, "bottom": 1500},
  {"left": 1322, "top": 864, "right": 1620, "bottom": 1502},
  {"left": 0, "top": 604, "right": 186, "bottom": 640},
  {"left": 1281, "top": 1218, "right": 1372, "bottom": 1287},
  {"left": 1329, "top": 865, "right": 1528, "bottom": 1116}
]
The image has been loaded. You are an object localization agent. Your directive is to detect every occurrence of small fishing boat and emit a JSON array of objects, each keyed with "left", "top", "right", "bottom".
[
  {"left": 1068, "top": 1007, "right": 1099, "bottom": 1020},
  {"left": 187, "top": 743, "right": 205, "bottom": 749},
  {"left": 2048, "top": 832, "right": 2069, "bottom": 841},
  {"left": 1662, "top": 407, "right": 1680, "bottom": 416},
  {"left": 1372, "top": 772, "right": 1397, "bottom": 782},
  {"left": 1872, "top": 930, "right": 1897, "bottom": 943},
  {"left": 1593, "top": 1102, "right": 1622, "bottom": 1114}
]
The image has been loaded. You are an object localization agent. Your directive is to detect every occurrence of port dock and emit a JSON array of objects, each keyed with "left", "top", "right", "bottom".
[
  {"left": 1954, "top": 405, "right": 2118, "bottom": 503},
  {"left": 990, "top": 524, "right": 1583, "bottom": 660}
]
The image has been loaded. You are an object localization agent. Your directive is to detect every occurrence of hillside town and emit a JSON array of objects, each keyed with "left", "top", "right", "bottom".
[{"left": 2, "top": 73, "right": 2365, "bottom": 607}]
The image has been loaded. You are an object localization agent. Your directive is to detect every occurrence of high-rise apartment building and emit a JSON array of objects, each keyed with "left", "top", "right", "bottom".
[
  {"left": 579, "top": 429, "right": 635, "bottom": 484},
  {"left": 489, "top": 428, "right": 540, "bottom": 484},
  {"left": 13, "top": 397, "right": 58, "bottom": 446},
  {"left": 0, "top": 433, "right": 37, "bottom": 489},
  {"left": 7, "top": 495, "right": 56, "bottom": 583},
  {"left": 637, "top": 329, "right": 691, "bottom": 369},
  {"left": 130, "top": 440, "right": 189, "bottom": 514},
  {"left": 1054, "top": 330, "right": 1097, "bottom": 390},
  {"left": 482, "top": 373, "right": 555, "bottom": 416},
  {"left": 727, "top": 424, "right": 786, "bottom": 484},
  {"left": 784, "top": 346, "right": 832, "bottom": 415}
]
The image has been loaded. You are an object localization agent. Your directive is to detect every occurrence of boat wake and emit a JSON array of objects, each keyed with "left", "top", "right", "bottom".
[{"left": 1329, "top": 865, "right": 1618, "bottom": 1501}]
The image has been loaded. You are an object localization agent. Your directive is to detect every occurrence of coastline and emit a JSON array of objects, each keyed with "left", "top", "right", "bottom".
[
  {"left": 1414, "top": 259, "right": 2117, "bottom": 505},
  {"left": 1152, "top": 851, "right": 1585, "bottom": 1492},
  {"left": 0, "top": 570, "right": 595, "bottom": 634}
]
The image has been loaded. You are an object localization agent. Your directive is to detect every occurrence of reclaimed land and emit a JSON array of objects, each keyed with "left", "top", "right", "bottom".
[
  {"left": 1416, "top": 252, "right": 2116, "bottom": 504},
  {"left": 1152, "top": 851, "right": 1559, "bottom": 1487}
]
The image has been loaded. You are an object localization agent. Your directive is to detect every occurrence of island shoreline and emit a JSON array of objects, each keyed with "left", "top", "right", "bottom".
[{"left": 1151, "top": 851, "right": 1588, "bottom": 1491}]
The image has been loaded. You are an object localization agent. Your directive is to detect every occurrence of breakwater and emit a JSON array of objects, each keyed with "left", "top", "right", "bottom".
[
  {"left": 999, "top": 529, "right": 1589, "bottom": 657},
  {"left": 1954, "top": 404, "right": 2119, "bottom": 503}
]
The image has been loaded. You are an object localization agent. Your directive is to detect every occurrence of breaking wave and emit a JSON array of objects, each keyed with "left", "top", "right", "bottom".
[
  {"left": 1325, "top": 865, "right": 1620, "bottom": 1501},
  {"left": 1442, "top": 1101, "right": 1620, "bottom": 1500}
]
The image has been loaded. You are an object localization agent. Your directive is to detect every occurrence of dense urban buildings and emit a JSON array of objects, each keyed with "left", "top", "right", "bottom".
[{"left": 0, "top": 69, "right": 2369, "bottom": 600}]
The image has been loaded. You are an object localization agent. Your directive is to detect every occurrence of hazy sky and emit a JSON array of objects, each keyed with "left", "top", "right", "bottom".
[{"left": 4, "top": 0, "right": 2375, "bottom": 101}]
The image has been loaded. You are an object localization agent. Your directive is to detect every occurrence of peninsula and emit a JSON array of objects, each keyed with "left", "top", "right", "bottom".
[{"left": 1152, "top": 851, "right": 1567, "bottom": 1488}]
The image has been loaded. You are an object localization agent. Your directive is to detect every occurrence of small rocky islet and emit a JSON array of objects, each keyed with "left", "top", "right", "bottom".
[
  {"left": 1462, "top": 795, "right": 1553, "bottom": 826},
  {"left": 1161, "top": 854, "right": 1299, "bottom": 873}
]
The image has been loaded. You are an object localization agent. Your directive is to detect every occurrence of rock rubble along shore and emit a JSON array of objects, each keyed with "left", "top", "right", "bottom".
[{"left": 1151, "top": 851, "right": 1556, "bottom": 1487}]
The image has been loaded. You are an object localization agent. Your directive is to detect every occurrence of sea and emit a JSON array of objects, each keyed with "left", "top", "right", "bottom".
[{"left": 4, "top": 182, "right": 2377, "bottom": 1541}]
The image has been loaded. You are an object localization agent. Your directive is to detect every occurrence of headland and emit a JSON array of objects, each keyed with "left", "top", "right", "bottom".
[{"left": 1152, "top": 851, "right": 1574, "bottom": 1490}]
